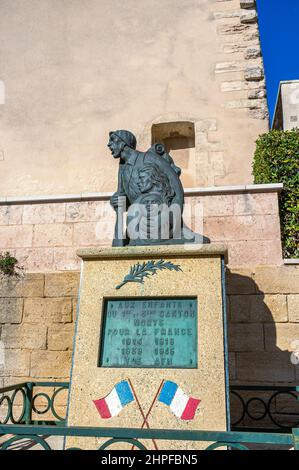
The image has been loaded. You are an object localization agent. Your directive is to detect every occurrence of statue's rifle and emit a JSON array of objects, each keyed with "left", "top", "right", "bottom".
[{"left": 112, "top": 160, "right": 127, "bottom": 246}]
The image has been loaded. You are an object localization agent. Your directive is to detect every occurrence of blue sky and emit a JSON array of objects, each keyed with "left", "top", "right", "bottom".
[{"left": 256, "top": 0, "right": 299, "bottom": 123}]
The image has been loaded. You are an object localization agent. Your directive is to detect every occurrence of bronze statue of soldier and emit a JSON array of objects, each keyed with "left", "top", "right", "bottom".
[{"left": 108, "top": 129, "right": 209, "bottom": 246}]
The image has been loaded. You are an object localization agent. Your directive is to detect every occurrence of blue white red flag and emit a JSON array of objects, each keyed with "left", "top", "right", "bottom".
[
  {"left": 158, "top": 381, "right": 201, "bottom": 420},
  {"left": 93, "top": 380, "right": 134, "bottom": 419}
]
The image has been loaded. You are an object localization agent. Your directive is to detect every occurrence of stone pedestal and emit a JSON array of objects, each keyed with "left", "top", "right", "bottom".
[{"left": 66, "top": 244, "right": 229, "bottom": 450}]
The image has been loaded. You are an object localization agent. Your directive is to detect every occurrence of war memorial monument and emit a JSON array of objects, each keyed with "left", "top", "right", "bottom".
[
  {"left": 0, "top": 0, "right": 298, "bottom": 454},
  {"left": 66, "top": 131, "right": 229, "bottom": 449}
]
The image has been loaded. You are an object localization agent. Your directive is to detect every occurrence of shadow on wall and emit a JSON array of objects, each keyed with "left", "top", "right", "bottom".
[{"left": 226, "top": 270, "right": 299, "bottom": 430}]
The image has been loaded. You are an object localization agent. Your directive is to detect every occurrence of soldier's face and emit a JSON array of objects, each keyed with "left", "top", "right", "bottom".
[
  {"left": 107, "top": 134, "right": 123, "bottom": 158},
  {"left": 138, "top": 170, "right": 153, "bottom": 193}
]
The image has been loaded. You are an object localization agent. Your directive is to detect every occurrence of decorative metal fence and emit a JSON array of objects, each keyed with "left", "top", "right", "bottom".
[
  {"left": 0, "top": 424, "right": 298, "bottom": 450},
  {"left": 1, "top": 381, "right": 299, "bottom": 450},
  {"left": 230, "top": 385, "right": 299, "bottom": 432},
  {"left": 0, "top": 382, "right": 69, "bottom": 426}
]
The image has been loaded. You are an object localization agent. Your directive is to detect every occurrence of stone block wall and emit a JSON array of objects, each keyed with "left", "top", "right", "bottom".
[
  {"left": 0, "top": 184, "right": 297, "bottom": 413},
  {"left": 214, "top": 0, "right": 268, "bottom": 121},
  {"left": 227, "top": 266, "right": 299, "bottom": 385},
  {"left": 0, "top": 272, "right": 78, "bottom": 390},
  {"left": 1, "top": 266, "right": 298, "bottom": 390},
  {"left": 0, "top": 185, "right": 283, "bottom": 272}
]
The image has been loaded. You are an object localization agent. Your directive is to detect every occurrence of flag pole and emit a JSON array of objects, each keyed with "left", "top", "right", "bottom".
[
  {"left": 128, "top": 378, "right": 159, "bottom": 451},
  {"left": 130, "top": 379, "right": 165, "bottom": 450},
  {"left": 139, "top": 379, "right": 164, "bottom": 431}
]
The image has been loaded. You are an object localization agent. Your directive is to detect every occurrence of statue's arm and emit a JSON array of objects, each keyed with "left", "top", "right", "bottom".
[{"left": 110, "top": 162, "right": 129, "bottom": 211}]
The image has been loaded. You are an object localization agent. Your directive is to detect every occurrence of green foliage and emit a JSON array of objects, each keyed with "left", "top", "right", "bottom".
[
  {"left": 0, "top": 251, "right": 23, "bottom": 277},
  {"left": 253, "top": 129, "right": 299, "bottom": 258}
]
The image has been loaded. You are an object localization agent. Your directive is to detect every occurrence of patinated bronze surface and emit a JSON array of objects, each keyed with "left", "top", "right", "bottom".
[
  {"left": 108, "top": 130, "right": 210, "bottom": 246},
  {"left": 99, "top": 298, "right": 198, "bottom": 368}
]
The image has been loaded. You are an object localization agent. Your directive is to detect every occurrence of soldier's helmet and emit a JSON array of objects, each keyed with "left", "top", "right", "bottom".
[{"left": 109, "top": 130, "right": 137, "bottom": 150}]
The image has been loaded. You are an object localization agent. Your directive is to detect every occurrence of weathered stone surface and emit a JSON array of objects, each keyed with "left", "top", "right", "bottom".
[
  {"left": 30, "top": 351, "right": 72, "bottom": 378},
  {"left": 22, "top": 203, "right": 65, "bottom": 224},
  {"left": 228, "top": 323, "right": 264, "bottom": 351},
  {"left": 248, "top": 79, "right": 266, "bottom": 89},
  {"left": 233, "top": 193, "right": 279, "bottom": 215},
  {"left": 243, "top": 26, "right": 259, "bottom": 41},
  {"left": 204, "top": 214, "right": 281, "bottom": 241},
  {"left": 209, "top": 152, "right": 226, "bottom": 178},
  {"left": 66, "top": 201, "right": 109, "bottom": 223},
  {"left": 227, "top": 239, "right": 282, "bottom": 266},
  {"left": 2, "top": 324, "right": 47, "bottom": 349},
  {"left": 74, "top": 222, "right": 111, "bottom": 246},
  {"left": 288, "top": 295, "right": 299, "bottom": 322},
  {"left": 216, "top": 61, "right": 246, "bottom": 73},
  {"left": 230, "top": 294, "right": 288, "bottom": 323},
  {"left": 0, "top": 349, "right": 30, "bottom": 377},
  {"left": 44, "top": 272, "right": 79, "bottom": 297},
  {"left": 53, "top": 247, "right": 81, "bottom": 271},
  {"left": 240, "top": 10, "right": 257, "bottom": 24},
  {"left": 244, "top": 66, "right": 264, "bottom": 81},
  {"left": 221, "top": 80, "right": 245, "bottom": 92},
  {"left": 23, "top": 298, "right": 72, "bottom": 324},
  {"left": 223, "top": 44, "right": 246, "bottom": 54},
  {"left": 33, "top": 223, "right": 73, "bottom": 247},
  {"left": 72, "top": 298, "right": 78, "bottom": 321},
  {"left": 195, "top": 119, "right": 217, "bottom": 132},
  {"left": 263, "top": 295, "right": 289, "bottom": 322},
  {"left": 3, "top": 376, "right": 34, "bottom": 386},
  {"left": 14, "top": 248, "right": 54, "bottom": 272},
  {"left": 254, "top": 266, "right": 299, "bottom": 294},
  {"left": 0, "top": 225, "right": 33, "bottom": 248},
  {"left": 0, "top": 298, "right": 23, "bottom": 323},
  {"left": 265, "top": 323, "right": 299, "bottom": 352},
  {"left": 217, "top": 23, "right": 248, "bottom": 36},
  {"left": 0, "top": 274, "right": 44, "bottom": 298},
  {"left": 245, "top": 46, "right": 261, "bottom": 59},
  {"left": 0, "top": 206, "right": 23, "bottom": 225},
  {"left": 225, "top": 99, "right": 259, "bottom": 109},
  {"left": 226, "top": 268, "right": 256, "bottom": 295},
  {"left": 47, "top": 324, "right": 75, "bottom": 350},
  {"left": 240, "top": 0, "right": 256, "bottom": 8},
  {"left": 214, "top": 10, "right": 241, "bottom": 20},
  {"left": 248, "top": 88, "right": 266, "bottom": 99},
  {"left": 198, "top": 195, "right": 234, "bottom": 217},
  {"left": 237, "top": 352, "right": 296, "bottom": 382},
  {"left": 249, "top": 105, "right": 269, "bottom": 120}
]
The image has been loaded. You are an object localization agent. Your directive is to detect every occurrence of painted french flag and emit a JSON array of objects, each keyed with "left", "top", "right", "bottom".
[
  {"left": 93, "top": 380, "right": 134, "bottom": 419},
  {"left": 158, "top": 381, "right": 201, "bottom": 420}
]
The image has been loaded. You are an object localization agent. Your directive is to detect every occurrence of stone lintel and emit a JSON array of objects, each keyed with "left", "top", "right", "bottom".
[
  {"left": 76, "top": 244, "right": 229, "bottom": 264},
  {"left": 0, "top": 184, "right": 284, "bottom": 206}
]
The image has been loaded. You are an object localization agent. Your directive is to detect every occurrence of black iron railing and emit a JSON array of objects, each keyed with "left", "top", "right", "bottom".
[{"left": 230, "top": 385, "right": 299, "bottom": 432}]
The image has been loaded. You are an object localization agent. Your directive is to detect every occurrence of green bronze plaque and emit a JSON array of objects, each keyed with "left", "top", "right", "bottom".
[{"left": 99, "top": 298, "right": 197, "bottom": 368}]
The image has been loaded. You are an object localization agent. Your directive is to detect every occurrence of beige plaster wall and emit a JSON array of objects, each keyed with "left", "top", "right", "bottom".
[{"left": 0, "top": 0, "right": 268, "bottom": 197}]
